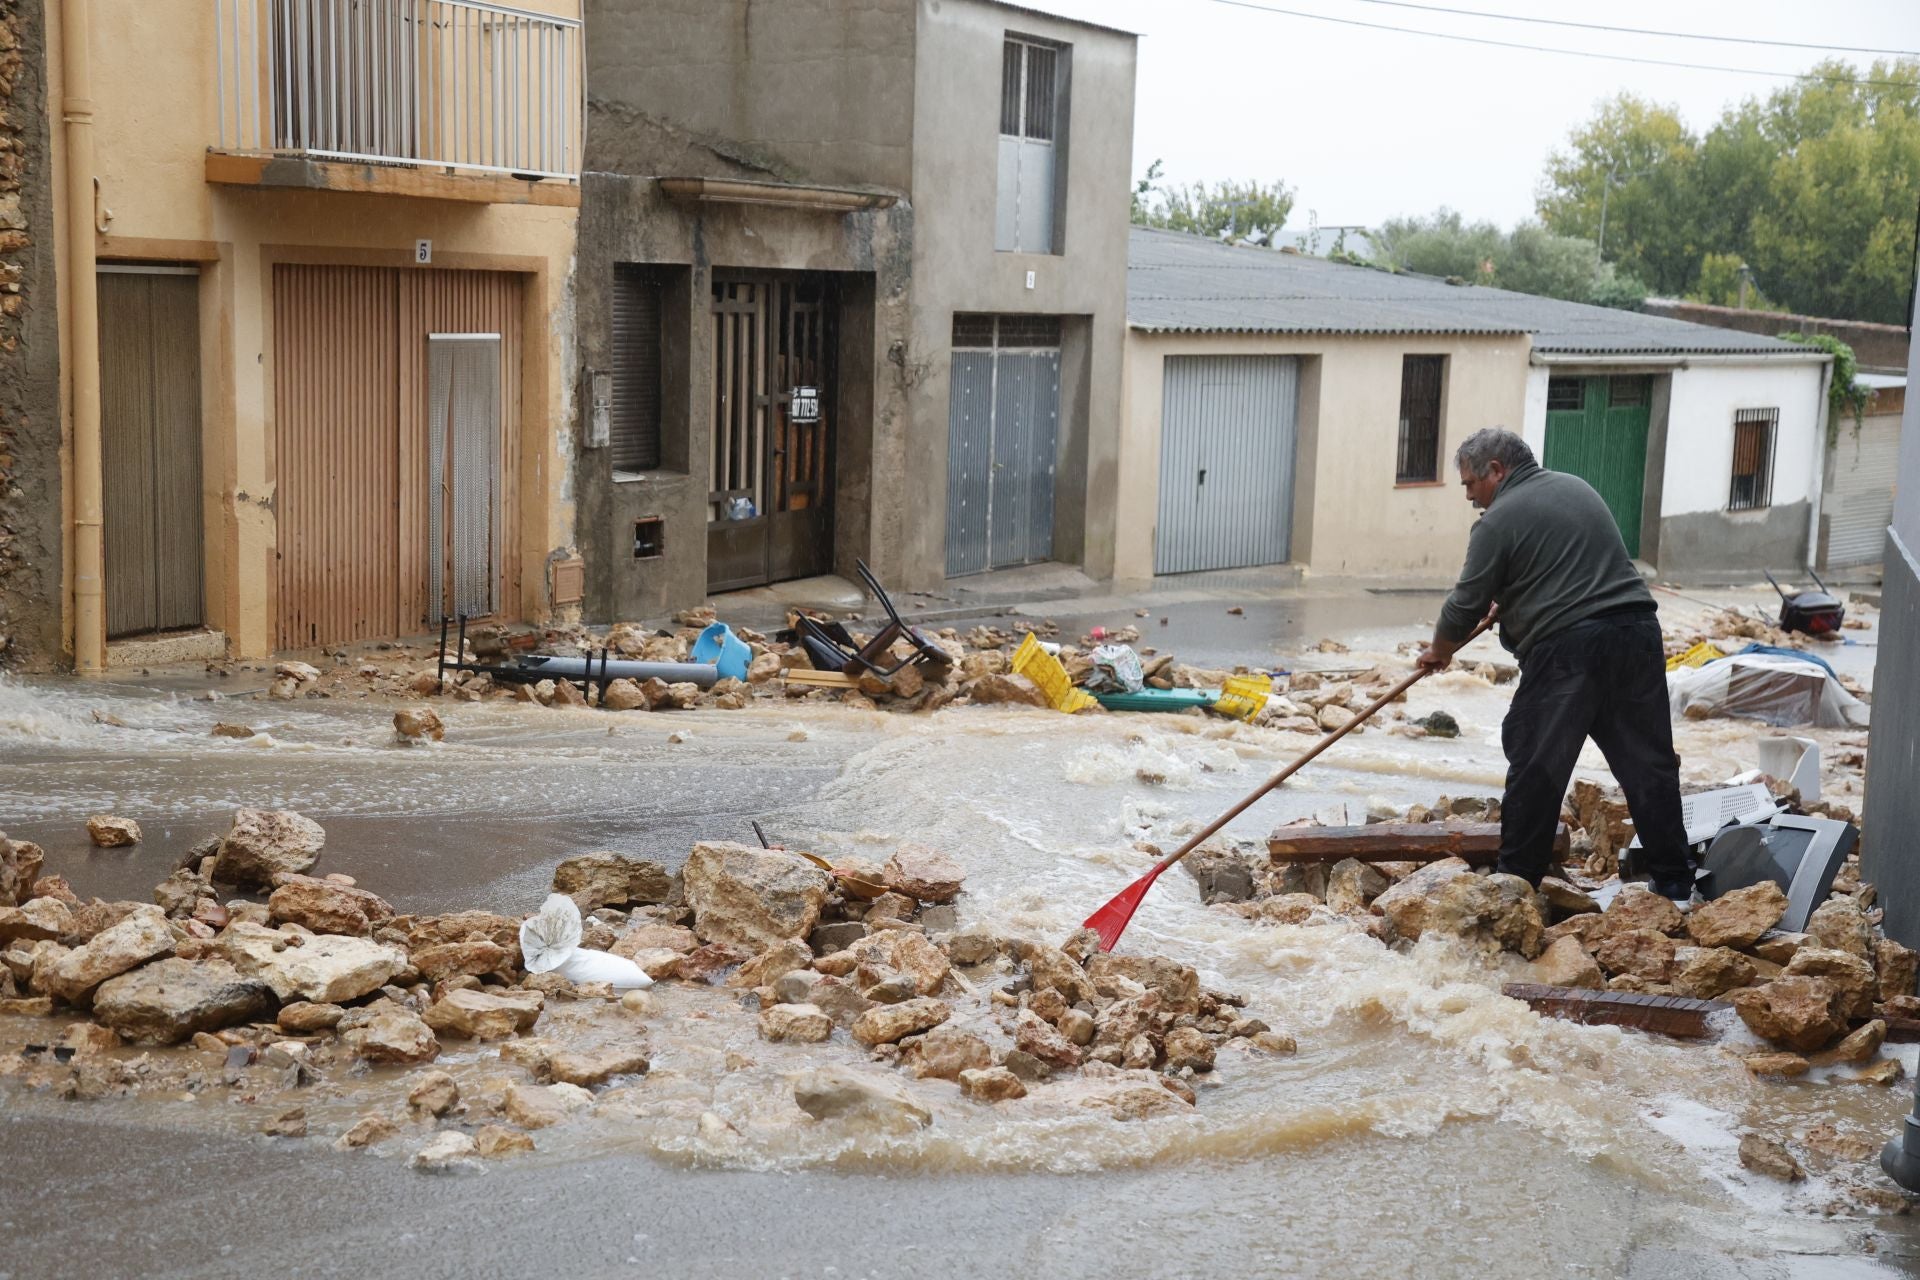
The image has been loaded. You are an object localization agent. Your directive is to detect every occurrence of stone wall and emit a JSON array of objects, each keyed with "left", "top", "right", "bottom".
[
  {"left": 0, "top": 0, "right": 61, "bottom": 669},
  {"left": 1642, "top": 299, "right": 1910, "bottom": 374}
]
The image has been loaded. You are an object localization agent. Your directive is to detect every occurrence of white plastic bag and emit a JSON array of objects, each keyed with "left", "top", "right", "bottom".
[
  {"left": 518, "top": 892, "right": 653, "bottom": 989},
  {"left": 1666, "top": 655, "right": 1868, "bottom": 729},
  {"left": 1084, "top": 644, "right": 1145, "bottom": 694}
]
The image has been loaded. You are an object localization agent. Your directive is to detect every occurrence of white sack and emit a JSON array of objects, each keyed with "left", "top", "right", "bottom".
[
  {"left": 517, "top": 892, "right": 652, "bottom": 988},
  {"left": 1667, "top": 655, "right": 1868, "bottom": 730}
]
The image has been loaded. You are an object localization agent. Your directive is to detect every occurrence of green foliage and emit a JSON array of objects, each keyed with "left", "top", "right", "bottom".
[
  {"left": 1781, "top": 332, "right": 1874, "bottom": 442},
  {"left": 1537, "top": 62, "right": 1920, "bottom": 324},
  {"left": 1371, "top": 209, "right": 1647, "bottom": 308},
  {"left": 1132, "top": 163, "right": 1295, "bottom": 242}
]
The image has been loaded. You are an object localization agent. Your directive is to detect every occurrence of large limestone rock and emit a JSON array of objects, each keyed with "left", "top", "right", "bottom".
[
  {"left": 1731, "top": 977, "right": 1847, "bottom": 1051},
  {"left": 1015, "top": 1009, "right": 1084, "bottom": 1069},
  {"left": 1084, "top": 953, "right": 1201, "bottom": 1013},
  {"left": 1806, "top": 896, "right": 1875, "bottom": 960},
  {"left": 959, "top": 1066, "right": 1027, "bottom": 1102},
  {"left": 86, "top": 815, "right": 141, "bottom": 847},
  {"left": 503, "top": 1082, "right": 593, "bottom": 1130},
  {"left": 882, "top": 846, "right": 966, "bottom": 903},
  {"left": 600, "top": 679, "right": 650, "bottom": 712},
  {"left": 1528, "top": 935, "right": 1604, "bottom": 990},
  {"left": 792, "top": 1067, "right": 932, "bottom": 1130},
  {"left": 1877, "top": 937, "right": 1919, "bottom": 1002},
  {"left": 1598, "top": 884, "right": 1685, "bottom": 940},
  {"left": 838, "top": 930, "right": 950, "bottom": 997},
  {"left": 409, "top": 1130, "right": 477, "bottom": 1173},
  {"left": 967, "top": 672, "right": 1050, "bottom": 708},
  {"left": 214, "top": 809, "right": 326, "bottom": 888},
  {"left": 422, "top": 988, "right": 545, "bottom": 1040},
  {"left": 1783, "top": 947, "right": 1877, "bottom": 1020},
  {"left": 268, "top": 875, "right": 394, "bottom": 936},
  {"left": 0, "top": 897, "right": 74, "bottom": 944},
  {"left": 552, "top": 853, "right": 675, "bottom": 911},
  {"left": 412, "top": 940, "right": 513, "bottom": 983},
  {"left": 0, "top": 834, "right": 46, "bottom": 905},
  {"left": 902, "top": 1025, "right": 994, "bottom": 1080},
  {"left": 850, "top": 996, "right": 951, "bottom": 1047},
  {"left": 1594, "top": 928, "right": 1676, "bottom": 981},
  {"left": 222, "top": 924, "right": 408, "bottom": 1003},
  {"left": 760, "top": 1002, "right": 833, "bottom": 1044},
  {"left": 346, "top": 1009, "right": 441, "bottom": 1064},
  {"left": 1429, "top": 872, "right": 1545, "bottom": 957},
  {"left": 1370, "top": 858, "right": 1475, "bottom": 940},
  {"left": 681, "top": 841, "right": 831, "bottom": 950},
  {"left": 46, "top": 907, "right": 175, "bottom": 1003},
  {"left": 392, "top": 706, "right": 445, "bottom": 742},
  {"left": 545, "top": 1047, "right": 650, "bottom": 1088},
  {"left": 91, "top": 958, "right": 274, "bottom": 1043},
  {"left": 1669, "top": 946, "right": 1756, "bottom": 1000},
  {"left": 1326, "top": 859, "right": 1391, "bottom": 915},
  {"left": 1686, "top": 882, "right": 1787, "bottom": 949}
]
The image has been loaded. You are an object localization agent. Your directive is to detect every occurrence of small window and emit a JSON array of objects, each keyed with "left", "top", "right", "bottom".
[
  {"left": 1001, "top": 40, "right": 1057, "bottom": 142},
  {"left": 610, "top": 266, "right": 664, "bottom": 472},
  {"left": 1396, "top": 355, "right": 1446, "bottom": 483},
  {"left": 952, "top": 313, "right": 1061, "bottom": 350},
  {"left": 1729, "top": 408, "right": 1778, "bottom": 511},
  {"left": 1608, "top": 375, "right": 1647, "bottom": 407},
  {"left": 1546, "top": 377, "right": 1583, "bottom": 412}
]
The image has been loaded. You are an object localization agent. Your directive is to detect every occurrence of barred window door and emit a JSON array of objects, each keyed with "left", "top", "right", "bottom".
[
  {"left": 1729, "top": 408, "right": 1778, "bottom": 511},
  {"left": 995, "top": 37, "right": 1063, "bottom": 254},
  {"left": 1395, "top": 355, "right": 1445, "bottom": 483}
]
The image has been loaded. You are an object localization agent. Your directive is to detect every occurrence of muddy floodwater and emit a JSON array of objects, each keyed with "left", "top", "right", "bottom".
[{"left": 0, "top": 598, "right": 1912, "bottom": 1279}]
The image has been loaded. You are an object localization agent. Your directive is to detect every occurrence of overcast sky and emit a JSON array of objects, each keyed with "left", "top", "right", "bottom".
[{"left": 1016, "top": 0, "right": 1920, "bottom": 230}]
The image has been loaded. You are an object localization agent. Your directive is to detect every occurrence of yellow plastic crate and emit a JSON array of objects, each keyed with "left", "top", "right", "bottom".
[
  {"left": 1213, "top": 673, "right": 1273, "bottom": 722},
  {"left": 1665, "top": 640, "right": 1722, "bottom": 672},
  {"left": 1010, "top": 634, "right": 1098, "bottom": 714}
]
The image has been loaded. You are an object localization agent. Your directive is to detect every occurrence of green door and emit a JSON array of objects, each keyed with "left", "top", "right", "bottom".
[{"left": 1543, "top": 374, "right": 1650, "bottom": 557}]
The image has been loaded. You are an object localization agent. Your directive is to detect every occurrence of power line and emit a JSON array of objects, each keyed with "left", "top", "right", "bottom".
[
  {"left": 1330, "top": 0, "right": 1920, "bottom": 59},
  {"left": 1196, "top": 0, "right": 1920, "bottom": 89}
]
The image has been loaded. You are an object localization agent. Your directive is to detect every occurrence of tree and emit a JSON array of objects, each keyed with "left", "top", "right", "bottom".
[
  {"left": 1132, "top": 166, "right": 1295, "bottom": 243},
  {"left": 1371, "top": 209, "right": 1647, "bottom": 308},
  {"left": 1537, "top": 61, "right": 1920, "bottom": 323},
  {"left": 1536, "top": 94, "right": 1701, "bottom": 294}
]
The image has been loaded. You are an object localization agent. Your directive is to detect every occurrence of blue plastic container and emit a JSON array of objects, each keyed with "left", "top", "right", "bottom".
[{"left": 692, "top": 622, "right": 752, "bottom": 682}]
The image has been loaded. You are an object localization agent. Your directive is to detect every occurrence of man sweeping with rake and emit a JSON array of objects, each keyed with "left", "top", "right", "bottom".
[{"left": 1417, "top": 427, "right": 1697, "bottom": 907}]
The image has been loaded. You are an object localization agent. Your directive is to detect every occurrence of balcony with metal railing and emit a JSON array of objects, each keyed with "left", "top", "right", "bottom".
[{"left": 207, "top": 0, "right": 582, "bottom": 205}]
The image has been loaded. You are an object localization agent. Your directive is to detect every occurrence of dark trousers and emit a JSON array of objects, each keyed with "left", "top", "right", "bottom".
[{"left": 1498, "top": 611, "right": 1693, "bottom": 890}]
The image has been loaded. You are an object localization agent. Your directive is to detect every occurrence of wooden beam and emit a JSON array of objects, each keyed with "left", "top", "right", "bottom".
[
  {"left": 206, "top": 152, "right": 580, "bottom": 208},
  {"left": 1502, "top": 983, "right": 1729, "bottom": 1039},
  {"left": 781, "top": 669, "right": 857, "bottom": 689},
  {"left": 1268, "top": 823, "right": 1569, "bottom": 865}
]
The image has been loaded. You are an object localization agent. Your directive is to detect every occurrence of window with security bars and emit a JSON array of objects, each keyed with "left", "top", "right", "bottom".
[
  {"left": 610, "top": 266, "right": 664, "bottom": 472},
  {"left": 1396, "top": 355, "right": 1446, "bottom": 483},
  {"left": 1546, "top": 377, "right": 1583, "bottom": 412},
  {"left": 952, "top": 313, "right": 1062, "bottom": 350},
  {"left": 1729, "top": 407, "right": 1778, "bottom": 511},
  {"left": 996, "top": 37, "right": 1064, "bottom": 254}
]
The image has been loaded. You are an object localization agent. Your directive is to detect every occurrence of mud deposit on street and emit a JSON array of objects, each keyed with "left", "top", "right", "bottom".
[{"left": 0, "top": 597, "right": 1914, "bottom": 1279}]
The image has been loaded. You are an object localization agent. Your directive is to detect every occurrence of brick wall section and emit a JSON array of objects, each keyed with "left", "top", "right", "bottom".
[
  {"left": 0, "top": 0, "right": 62, "bottom": 669},
  {"left": 1643, "top": 298, "right": 1911, "bottom": 373}
]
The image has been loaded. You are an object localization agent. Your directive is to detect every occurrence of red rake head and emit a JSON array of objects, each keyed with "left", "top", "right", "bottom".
[{"left": 1082, "top": 865, "right": 1166, "bottom": 953}]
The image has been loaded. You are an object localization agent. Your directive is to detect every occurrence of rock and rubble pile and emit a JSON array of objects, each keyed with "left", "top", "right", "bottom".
[
  {"left": 1189, "top": 783, "right": 1908, "bottom": 1083},
  {"left": 0, "top": 811, "right": 1294, "bottom": 1171}
]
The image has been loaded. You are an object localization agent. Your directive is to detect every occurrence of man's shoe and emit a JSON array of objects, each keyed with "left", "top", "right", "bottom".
[{"left": 1652, "top": 881, "right": 1696, "bottom": 911}]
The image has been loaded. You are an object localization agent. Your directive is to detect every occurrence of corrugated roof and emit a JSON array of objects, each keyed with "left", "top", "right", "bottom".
[{"left": 1127, "top": 227, "right": 1818, "bottom": 357}]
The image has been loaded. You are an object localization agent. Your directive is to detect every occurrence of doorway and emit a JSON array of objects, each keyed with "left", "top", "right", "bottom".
[
  {"left": 1153, "top": 354, "right": 1299, "bottom": 575},
  {"left": 945, "top": 314, "right": 1062, "bottom": 577},
  {"left": 98, "top": 266, "right": 204, "bottom": 638},
  {"left": 707, "top": 275, "right": 838, "bottom": 593},
  {"left": 1544, "top": 374, "right": 1651, "bottom": 557}
]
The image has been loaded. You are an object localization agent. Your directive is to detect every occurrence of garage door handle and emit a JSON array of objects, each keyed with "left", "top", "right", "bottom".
[{"left": 1198, "top": 468, "right": 1207, "bottom": 486}]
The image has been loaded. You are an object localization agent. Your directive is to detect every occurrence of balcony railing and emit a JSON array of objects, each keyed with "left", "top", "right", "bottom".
[{"left": 214, "top": 0, "right": 582, "bottom": 181}]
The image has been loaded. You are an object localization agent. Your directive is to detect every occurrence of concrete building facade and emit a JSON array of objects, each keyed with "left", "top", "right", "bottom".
[
  {"left": 28, "top": 0, "right": 585, "bottom": 670},
  {"left": 572, "top": 0, "right": 1136, "bottom": 622},
  {"left": 1119, "top": 228, "right": 1831, "bottom": 585}
]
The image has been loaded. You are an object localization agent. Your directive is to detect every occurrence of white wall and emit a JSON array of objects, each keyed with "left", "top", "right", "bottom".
[{"left": 1658, "top": 361, "right": 1827, "bottom": 519}]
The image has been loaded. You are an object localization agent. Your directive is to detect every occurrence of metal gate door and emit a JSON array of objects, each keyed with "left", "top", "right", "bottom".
[
  {"left": 945, "top": 315, "right": 1060, "bottom": 577},
  {"left": 1824, "top": 411, "right": 1901, "bottom": 568},
  {"left": 427, "top": 336, "right": 501, "bottom": 622},
  {"left": 1543, "top": 374, "right": 1650, "bottom": 558},
  {"left": 99, "top": 266, "right": 204, "bottom": 638},
  {"left": 1154, "top": 355, "right": 1298, "bottom": 575},
  {"left": 708, "top": 276, "right": 837, "bottom": 593}
]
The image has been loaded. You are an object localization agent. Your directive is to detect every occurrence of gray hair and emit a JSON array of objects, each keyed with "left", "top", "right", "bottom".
[{"left": 1455, "top": 427, "right": 1535, "bottom": 476}]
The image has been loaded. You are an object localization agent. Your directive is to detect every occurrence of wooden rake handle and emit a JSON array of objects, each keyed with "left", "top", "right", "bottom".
[{"left": 1144, "top": 614, "right": 1497, "bottom": 879}]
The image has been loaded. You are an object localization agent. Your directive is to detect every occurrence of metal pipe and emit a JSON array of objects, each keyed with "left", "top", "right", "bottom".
[{"left": 62, "top": 0, "right": 104, "bottom": 672}]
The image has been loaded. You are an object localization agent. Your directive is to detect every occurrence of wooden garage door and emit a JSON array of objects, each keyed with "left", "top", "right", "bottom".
[{"left": 273, "top": 265, "right": 522, "bottom": 649}]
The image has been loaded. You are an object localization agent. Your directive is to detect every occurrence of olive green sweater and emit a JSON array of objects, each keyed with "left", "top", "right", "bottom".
[{"left": 1436, "top": 461, "right": 1654, "bottom": 660}]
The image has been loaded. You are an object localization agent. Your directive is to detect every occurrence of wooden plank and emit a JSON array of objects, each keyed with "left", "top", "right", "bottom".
[
  {"left": 1268, "top": 823, "right": 1569, "bottom": 865},
  {"left": 1882, "top": 1015, "right": 1920, "bottom": 1044},
  {"left": 1502, "top": 983, "right": 1729, "bottom": 1039},
  {"left": 781, "top": 669, "right": 857, "bottom": 689}
]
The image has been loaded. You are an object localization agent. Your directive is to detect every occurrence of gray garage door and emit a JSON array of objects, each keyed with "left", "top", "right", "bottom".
[
  {"left": 1154, "top": 355, "right": 1299, "bottom": 574},
  {"left": 1823, "top": 410, "right": 1901, "bottom": 569}
]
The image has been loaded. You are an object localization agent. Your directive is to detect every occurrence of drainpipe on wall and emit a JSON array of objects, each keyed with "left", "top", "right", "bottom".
[
  {"left": 61, "top": 0, "right": 103, "bottom": 672},
  {"left": 1807, "top": 358, "right": 1834, "bottom": 574}
]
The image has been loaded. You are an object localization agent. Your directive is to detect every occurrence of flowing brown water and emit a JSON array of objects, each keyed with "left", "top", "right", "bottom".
[{"left": 0, "top": 610, "right": 1909, "bottom": 1278}]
